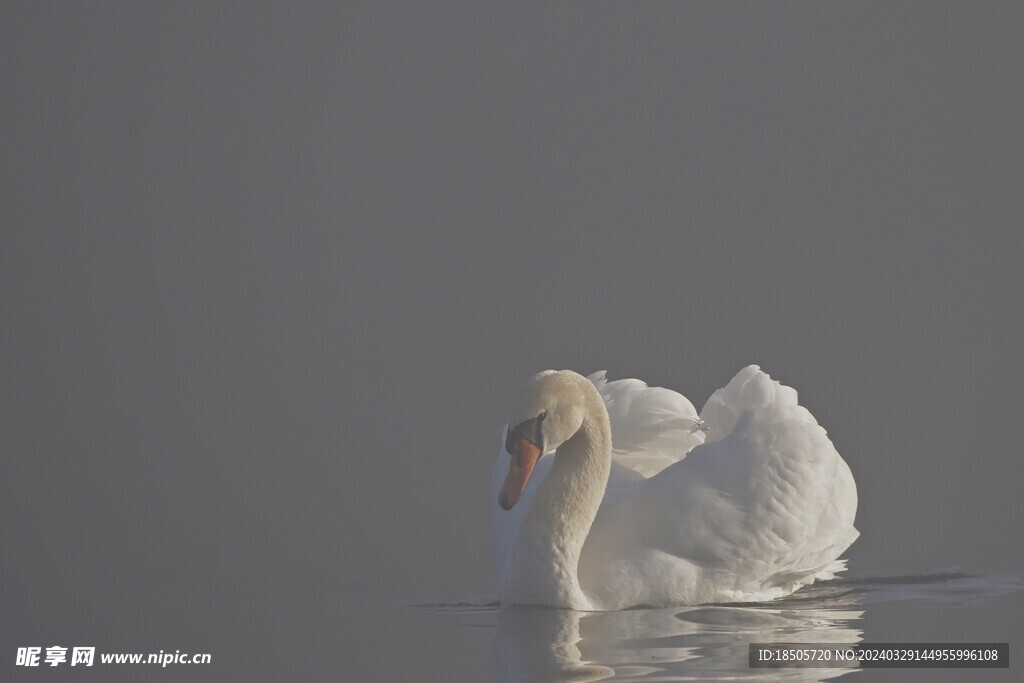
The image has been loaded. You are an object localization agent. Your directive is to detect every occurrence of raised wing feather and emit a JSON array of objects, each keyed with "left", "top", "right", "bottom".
[
  {"left": 588, "top": 371, "right": 706, "bottom": 477},
  {"left": 579, "top": 366, "right": 859, "bottom": 608}
]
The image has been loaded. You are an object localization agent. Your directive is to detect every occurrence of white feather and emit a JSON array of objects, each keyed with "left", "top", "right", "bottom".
[{"left": 492, "top": 365, "right": 859, "bottom": 608}]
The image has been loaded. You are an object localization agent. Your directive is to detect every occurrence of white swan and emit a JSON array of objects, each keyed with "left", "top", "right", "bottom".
[{"left": 491, "top": 365, "right": 859, "bottom": 610}]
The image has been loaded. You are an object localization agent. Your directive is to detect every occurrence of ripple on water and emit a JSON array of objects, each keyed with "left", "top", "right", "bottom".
[{"left": 411, "top": 571, "right": 1022, "bottom": 681}]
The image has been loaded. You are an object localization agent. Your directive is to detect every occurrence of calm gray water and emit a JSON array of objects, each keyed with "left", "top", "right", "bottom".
[
  {"left": 411, "top": 572, "right": 1022, "bottom": 682},
  {"left": 10, "top": 566, "right": 1021, "bottom": 681}
]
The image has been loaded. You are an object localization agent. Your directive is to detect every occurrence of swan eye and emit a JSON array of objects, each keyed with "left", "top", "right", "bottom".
[{"left": 537, "top": 411, "right": 547, "bottom": 421}]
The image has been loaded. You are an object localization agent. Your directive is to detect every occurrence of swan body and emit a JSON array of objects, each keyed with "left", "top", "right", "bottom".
[{"left": 492, "top": 366, "right": 859, "bottom": 610}]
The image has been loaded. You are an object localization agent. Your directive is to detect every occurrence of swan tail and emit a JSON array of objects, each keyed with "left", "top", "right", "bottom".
[{"left": 814, "top": 558, "right": 851, "bottom": 581}]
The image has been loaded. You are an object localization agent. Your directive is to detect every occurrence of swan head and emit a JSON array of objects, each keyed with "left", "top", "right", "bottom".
[{"left": 498, "top": 370, "right": 589, "bottom": 511}]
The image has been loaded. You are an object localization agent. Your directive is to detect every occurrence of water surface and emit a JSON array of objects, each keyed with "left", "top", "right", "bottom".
[{"left": 412, "top": 572, "right": 1022, "bottom": 682}]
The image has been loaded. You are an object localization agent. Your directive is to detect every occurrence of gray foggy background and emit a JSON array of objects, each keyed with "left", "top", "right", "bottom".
[{"left": 2, "top": 2, "right": 1022, "bottom": 680}]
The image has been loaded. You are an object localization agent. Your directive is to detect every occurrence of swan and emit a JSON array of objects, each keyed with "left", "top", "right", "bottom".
[{"left": 492, "top": 365, "right": 859, "bottom": 610}]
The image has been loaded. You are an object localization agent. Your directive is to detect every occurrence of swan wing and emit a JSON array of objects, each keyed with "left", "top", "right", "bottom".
[
  {"left": 587, "top": 371, "right": 706, "bottom": 477},
  {"left": 579, "top": 365, "right": 859, "bottom": 609}
]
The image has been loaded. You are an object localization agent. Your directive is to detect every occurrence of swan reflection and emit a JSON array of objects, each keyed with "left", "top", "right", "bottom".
[
  {"left": 483, "top": 572, "right": 1023, "bottom": 682},
  {"left": 497, "top": 607, "right": 616, "bottom": 682},
  {"left": 496, "top": 599, "right": 863, "bottom": 682}
]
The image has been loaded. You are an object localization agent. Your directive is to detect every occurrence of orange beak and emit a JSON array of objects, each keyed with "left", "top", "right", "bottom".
[{"left": 498, "top": 437, "right": 542, "bottom": 510}]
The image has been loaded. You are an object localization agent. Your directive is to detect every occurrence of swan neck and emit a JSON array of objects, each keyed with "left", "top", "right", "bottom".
[{"left": 506, "top": 391, "right": 611, "bottom": 609}]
